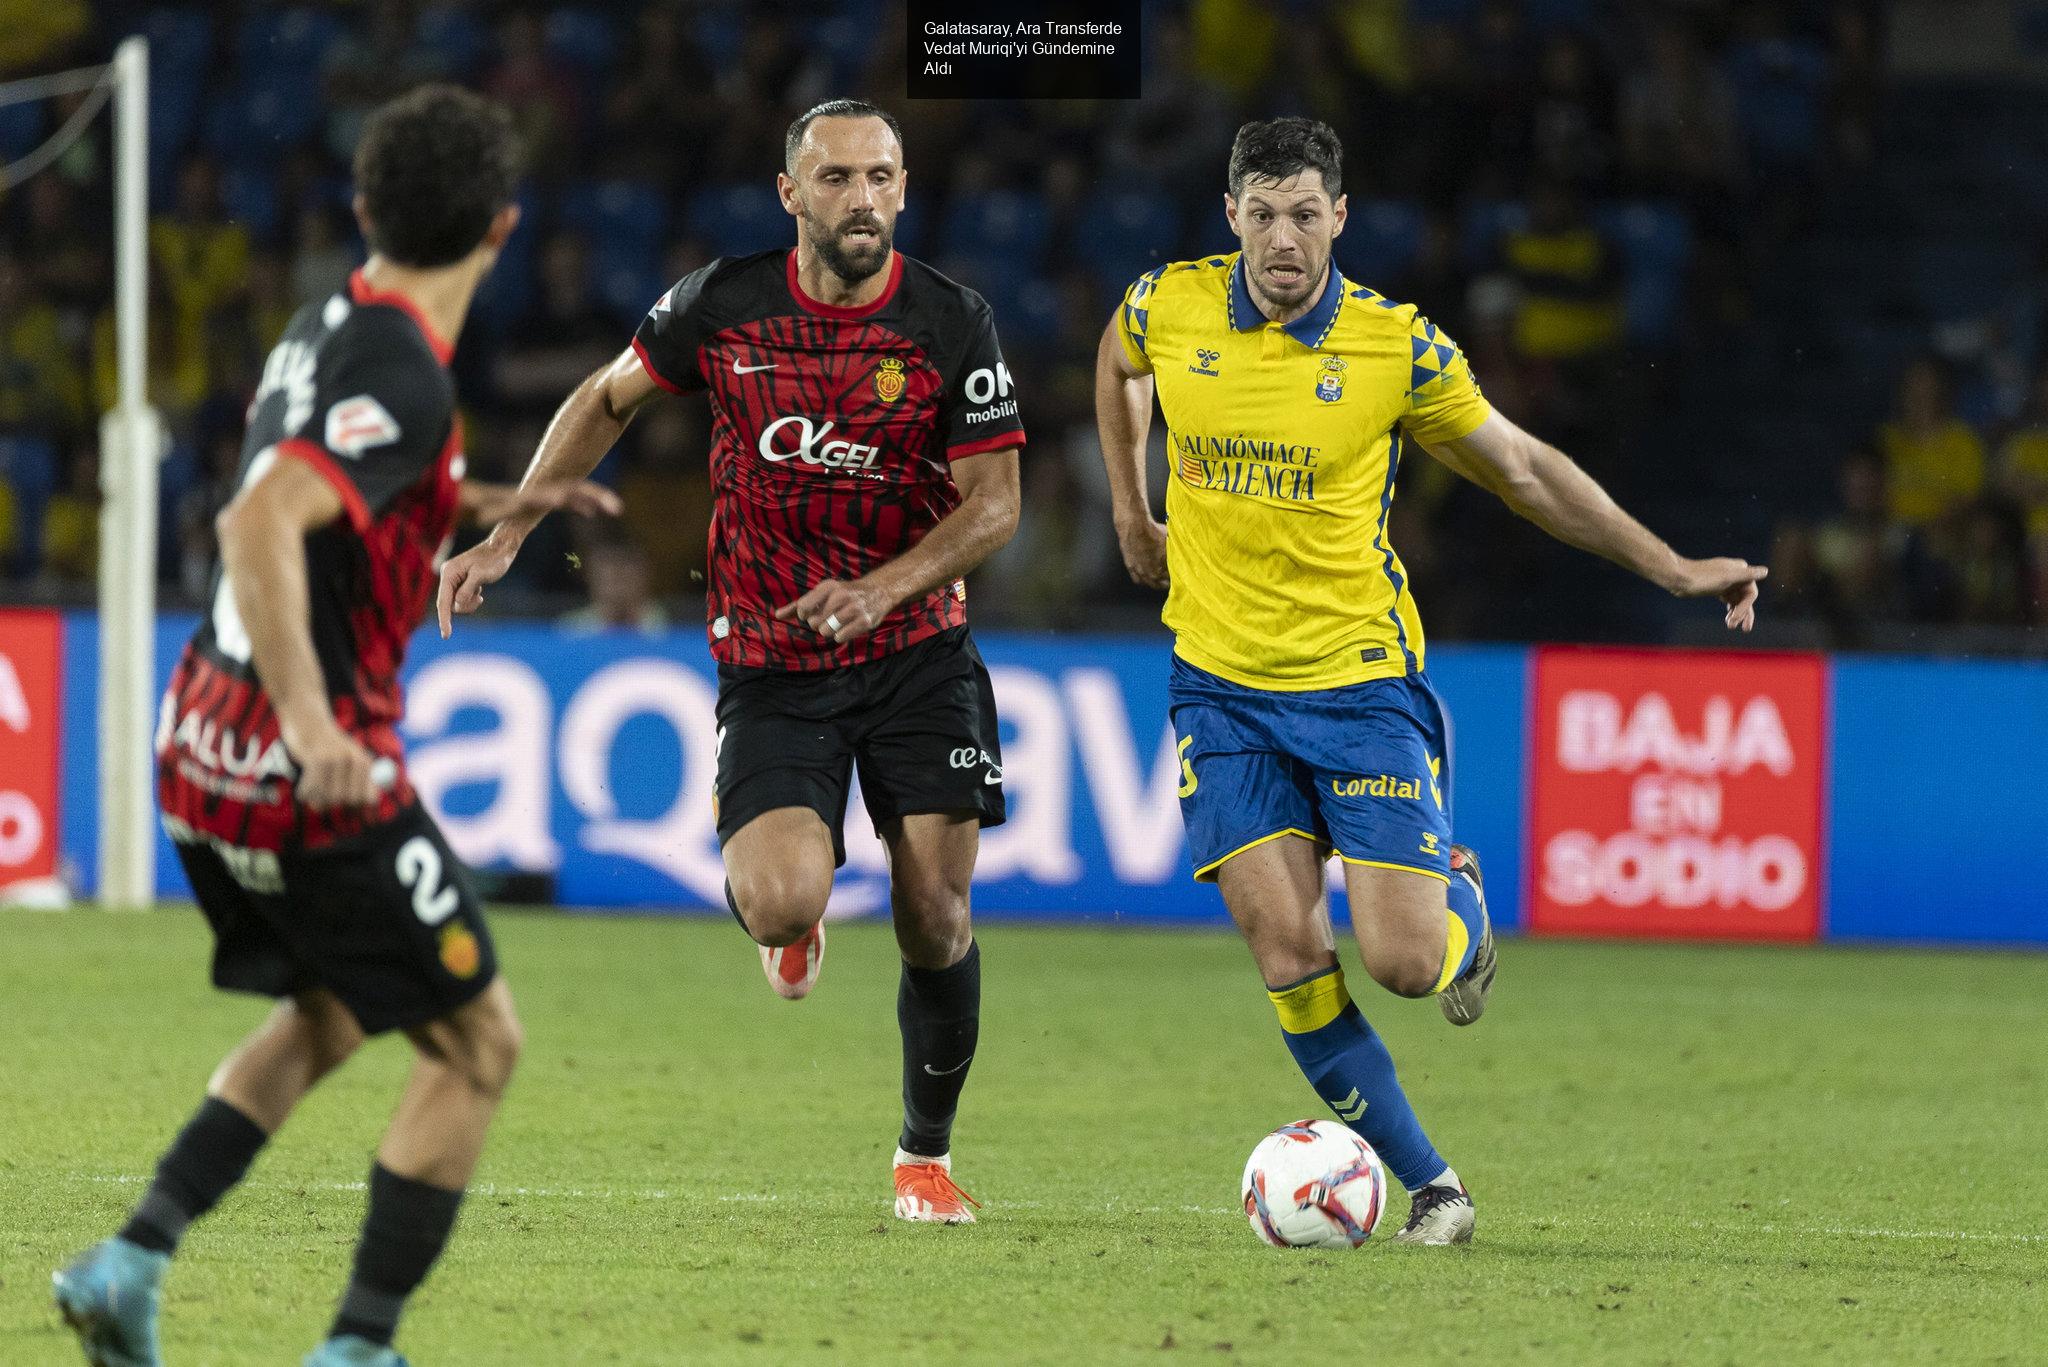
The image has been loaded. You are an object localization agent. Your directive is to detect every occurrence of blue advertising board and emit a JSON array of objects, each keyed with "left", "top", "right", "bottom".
[{"left": 57, "top": 614, "right": 1529, "bottom": 927}]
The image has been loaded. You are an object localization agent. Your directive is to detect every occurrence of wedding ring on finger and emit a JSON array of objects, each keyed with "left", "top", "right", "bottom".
[{"left": 825, "top": 613, "right": 842, "bottom": 634}]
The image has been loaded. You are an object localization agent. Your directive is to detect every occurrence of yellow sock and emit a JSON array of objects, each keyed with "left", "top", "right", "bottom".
[
  {"left": 1431, "top": 908, "right": 1470, "bottom": 996},
  {"left": 1267, "top": 967, "right": 1352, "bottom": 1034}
]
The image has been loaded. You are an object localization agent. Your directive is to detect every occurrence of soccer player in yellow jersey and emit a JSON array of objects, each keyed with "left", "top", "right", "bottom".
[{"left": 1095, "top": 118, "right": 1766, "bottom": 1245}]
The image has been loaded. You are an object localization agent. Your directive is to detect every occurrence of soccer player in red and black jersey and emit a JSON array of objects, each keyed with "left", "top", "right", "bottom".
[
  {"left": 55, "top": 88, "right": 616, "bottom": 1367},
  {"left": 441, "top": 99, "right": 1025, "bottom": 1225}
]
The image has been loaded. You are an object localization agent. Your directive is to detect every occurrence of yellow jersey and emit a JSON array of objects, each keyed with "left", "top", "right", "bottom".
[{"left": 1116, "top": 253, "right": 1491, "bottom": 691}]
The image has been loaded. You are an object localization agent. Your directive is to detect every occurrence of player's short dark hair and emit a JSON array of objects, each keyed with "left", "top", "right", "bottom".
[
  {"left": 1228, "top": 117, "right": 1343, "bottom": 201},
  {"left": 784, "top": 98, "right": 904, "bottom": 175},
  {"left": 354, "top": 84, "right": 519, "bottom": 268}
]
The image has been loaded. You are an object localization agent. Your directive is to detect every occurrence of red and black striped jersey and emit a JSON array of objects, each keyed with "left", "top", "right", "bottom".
[
  {"left": 158, "top": 270, "right": 462, "bottom": 851},
  {"left": 632, "top": 248, "right": 1026, "bottom": 671}
]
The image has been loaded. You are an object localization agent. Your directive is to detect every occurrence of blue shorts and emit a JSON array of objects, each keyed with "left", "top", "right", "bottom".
[{"left": 1169, "top": 657, "right": 1454, "bottom": 884}]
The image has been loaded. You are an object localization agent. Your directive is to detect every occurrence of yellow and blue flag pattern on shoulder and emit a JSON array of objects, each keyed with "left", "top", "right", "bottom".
[{"left": 1114, "top": 253, "right": 1491, "bottom": 691}]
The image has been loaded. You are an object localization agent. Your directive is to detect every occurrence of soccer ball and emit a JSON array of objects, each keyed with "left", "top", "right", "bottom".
[{"left": 1240, "top": 1119, "right": 1388, "bottom": 1249}]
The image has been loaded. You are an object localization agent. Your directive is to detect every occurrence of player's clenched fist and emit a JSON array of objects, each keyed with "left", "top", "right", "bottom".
[
  {"left": 1115, "top": 515, "right": 1169, "bottom": 590},
  {"left": 776, "top": 579, "right": 891, "bottom": 644},
  {"left": 285, "top": 719, "right": 382, "bottom": 810}
]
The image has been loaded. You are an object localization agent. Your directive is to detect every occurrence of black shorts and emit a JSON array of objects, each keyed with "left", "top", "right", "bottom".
[
  {"left": 171, "top": 802, "right": 497, "bottom": 1036},
  {"left": 715, "top": 625, "right": 1006, "bottom": 866}
]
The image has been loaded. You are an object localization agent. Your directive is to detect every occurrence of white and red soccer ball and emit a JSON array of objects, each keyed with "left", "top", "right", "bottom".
[{"left": 1241, "top": 1119, "right": 1388, "bottom": 1249}]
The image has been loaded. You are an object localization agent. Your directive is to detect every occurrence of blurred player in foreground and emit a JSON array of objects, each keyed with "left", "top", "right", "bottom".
[
  {"left": 55, "top": 88, "right": 617, "bottom": 1367},
  {"left": 1095, "top": 117, "right": 1764, "bottom": 1245},
  {"left": 439, "top": 99, "right": 1024, "bottom": 1225}
]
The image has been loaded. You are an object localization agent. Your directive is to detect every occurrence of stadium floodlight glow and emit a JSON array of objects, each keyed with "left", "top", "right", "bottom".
[{"left": 0, "top": 38, "right": 157, "bottom": 907}]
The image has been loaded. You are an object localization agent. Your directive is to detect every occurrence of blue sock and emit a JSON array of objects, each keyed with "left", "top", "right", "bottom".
[
  {"left": 1435, "top": 862, "right": 1484, "bottom": 992},
  {"left": 1268, "top": 967, "right": 1446, "bottom": 1190}
]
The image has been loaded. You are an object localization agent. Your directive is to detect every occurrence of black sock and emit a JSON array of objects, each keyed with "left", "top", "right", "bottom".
[
  {"left": 117, "top": 1097, "right": 270, "bottom": 1254},
  {"left": 330, "top": 1163, "right": 466, "bottom": 1347},
  {"left": 897, "top": 940, "right": 981, "bottom": 1157},
  {"left": 724, "top": 880, "right": 750, "bottom": 935}
]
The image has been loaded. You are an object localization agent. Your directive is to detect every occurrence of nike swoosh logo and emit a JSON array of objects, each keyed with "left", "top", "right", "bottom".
[
  {"left": 924, "top": 1057, "right": 973, "bottom": 1076},
  {"left": 732, "top": 360, "right": 777, "bottom": 374}
]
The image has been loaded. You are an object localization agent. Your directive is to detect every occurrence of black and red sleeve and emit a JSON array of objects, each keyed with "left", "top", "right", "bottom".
[
  {"left": 940, "top": 298, "right": 1027, "bottom": 461},
  {"left": 631, "top": 260, "right": 721, "bottom": 395},
  {"left": 276, "top": 340, "right": 453, "bottom": 534}
]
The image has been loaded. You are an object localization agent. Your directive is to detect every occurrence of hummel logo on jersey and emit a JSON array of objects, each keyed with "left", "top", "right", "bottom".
[
  {"left": 1189, "top": 347, "right": 1221, "bottom": 376},
  {"left": 732, "top": 359, "right": 777, "bottom": 374},
  {"left": 325, "top": 395, "right": 401, "bottom": 458},
  {"left": 757, "top": 415, "right": 880, "bottom": 470}
]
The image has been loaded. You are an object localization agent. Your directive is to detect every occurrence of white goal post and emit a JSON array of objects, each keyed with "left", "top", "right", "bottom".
[{"left": 97, "top": 35, "right": 159, "bottom": 908}]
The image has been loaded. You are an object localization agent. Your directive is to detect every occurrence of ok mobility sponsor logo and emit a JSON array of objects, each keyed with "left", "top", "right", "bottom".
[{"left": 1172, "top": 431, "right": 1321, "bottom": 503}]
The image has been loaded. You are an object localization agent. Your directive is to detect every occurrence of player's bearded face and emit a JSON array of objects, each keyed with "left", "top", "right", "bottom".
[{"left": 802, "top": 198, "right": 894, "bottom": 284}]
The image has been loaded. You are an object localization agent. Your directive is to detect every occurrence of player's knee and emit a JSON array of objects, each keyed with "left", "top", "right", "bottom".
[
  {"left": 290, "top": 993, "right": 364, "bottom": 1078},
  {"left": 459, "top": 998, "right": 524, "bottom": 1098},
  {"left": 730, "top": 871, "right": 829, "bottom": 947},
  {"left": 1364, "top": 948, "right": 1441, "bottom": 999},
  {"left": 893, "top": 876, "right": 971, "bottom": 964}
]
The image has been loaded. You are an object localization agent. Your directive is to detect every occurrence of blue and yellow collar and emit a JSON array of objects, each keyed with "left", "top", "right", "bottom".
[{"left": 1227, "top": 254, "right": 1344, "bottom": 350}]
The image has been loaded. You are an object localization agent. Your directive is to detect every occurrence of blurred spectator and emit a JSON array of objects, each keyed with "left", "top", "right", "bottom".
[
  {"left": 598, "top": 4, "right": 717, "bottom": 182},
  {"left": 1813, "top": 450, "right": 1906, "bottom": 584},
  {"left": 1526, "top": 31, "right": 1614, "bottom": 186},
  {"left": 1997, "top": 363, "right": 2048, "bottom": 586},
  {"left": 495, "top": 233, "right": 617, "bottom": 410},
  {"left": 558, "top": 537, "right": 669, "bottom": 635},
  {"left": 151, "top": 157, "right": 249, "bottom": 346},
  {"left": 1878, "top": 358, "right": 1985, "bottom": 528},
  {"left": 38, "top": 444, "right": 97, "bottom": 588},
  {"left": 323, "top": 0, "right": 445, "bottom": 163},
  {"left": 1763, "top": 519, "right": 1841, "bottom": 626},
  {"left": 290, "top": 207, "right": 358, "bottom": 308},
  {"left": 614, "top": 401, "right": 712, "bottom": 599},
  {"left": 0, "top": 251, "right": 87, "bottom": 440},
  {"left": 20, "top": 176, "right": 105, "bottom": 310},
  {"left": 0, "top": 0, "right": 85, "bottom": 73},
  {"left": 1621, "top": 19, "right": 1743, "bottom": 199},
  {"left": 1189, "top": 0, "right": 1279, "bottom": 102},
  {"left": 91, "top": 270, "right": 208, "bottom": 421},
  {"left": 485, "top": 8, "right": 584, "bottom": 175},
  {"left": 1499, "top": 182, "right": 1623, "bottom": 361},
  {"left": 1724, "top": 0, "right": 1833, "bottom": 176}
]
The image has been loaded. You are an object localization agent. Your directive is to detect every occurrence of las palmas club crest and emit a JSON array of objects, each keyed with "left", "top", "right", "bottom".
[{"left": 1315, "top": 356, "right": 1348, "bottom": 403}]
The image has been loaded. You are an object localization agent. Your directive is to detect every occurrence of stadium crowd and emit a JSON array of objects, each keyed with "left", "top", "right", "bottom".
[{"left": 1, "top": 0, "right": 2038, "bottom": 646}]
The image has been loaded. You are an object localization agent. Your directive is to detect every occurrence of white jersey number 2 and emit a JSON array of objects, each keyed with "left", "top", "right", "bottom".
[{"left": 396, "top": 835, "right": 461, "bottom": 926}]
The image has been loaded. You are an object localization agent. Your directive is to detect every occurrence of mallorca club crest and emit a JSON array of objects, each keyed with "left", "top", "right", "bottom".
[
  {"left": 1315, "top": 356, "right": 1348, "bottom": 403},
  {"left": 874, "top": 356, "right": 906, "bottom": 403}
]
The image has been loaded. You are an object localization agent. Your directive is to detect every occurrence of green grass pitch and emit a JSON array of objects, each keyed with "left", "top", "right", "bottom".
[{"left": 4, "top": 907, "right": 2043, "bottom": 1365}]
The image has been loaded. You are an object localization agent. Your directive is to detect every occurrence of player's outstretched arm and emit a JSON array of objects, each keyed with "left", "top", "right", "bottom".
[
  {"left": 216, "top": 457, "right": 379, "bottom": 808},
  {"left": 1419, "top": 410, "right": 1767, "bottom": 632},
  {"left": 776, "top": 446, "right": 1021, "bottom": 645},
  {"left": 457, "top": 478, "right": 622, "bottom": 529},
  {"left": 437, "top": 347, "right": 660, "bottom": 637},
  {"left": 1094, "top": 313, "right": 1165, "bottom": 588}
]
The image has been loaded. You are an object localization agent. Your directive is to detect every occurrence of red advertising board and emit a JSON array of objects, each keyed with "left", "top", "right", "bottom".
[
  {"left": 1526, "top": 646, "right": 1828, "bottom": 942},
  {"left": 0, "top": 610, "right": 62, "bottom": 886}
]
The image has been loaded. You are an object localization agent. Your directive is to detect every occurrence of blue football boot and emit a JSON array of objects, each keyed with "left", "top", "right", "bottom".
[
  {"left": 51, "top": 1237, "right": 168, "bottom": 1367},
  {"left": 303, "top": 1336, "right": 412, "bottom": 1366}
]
